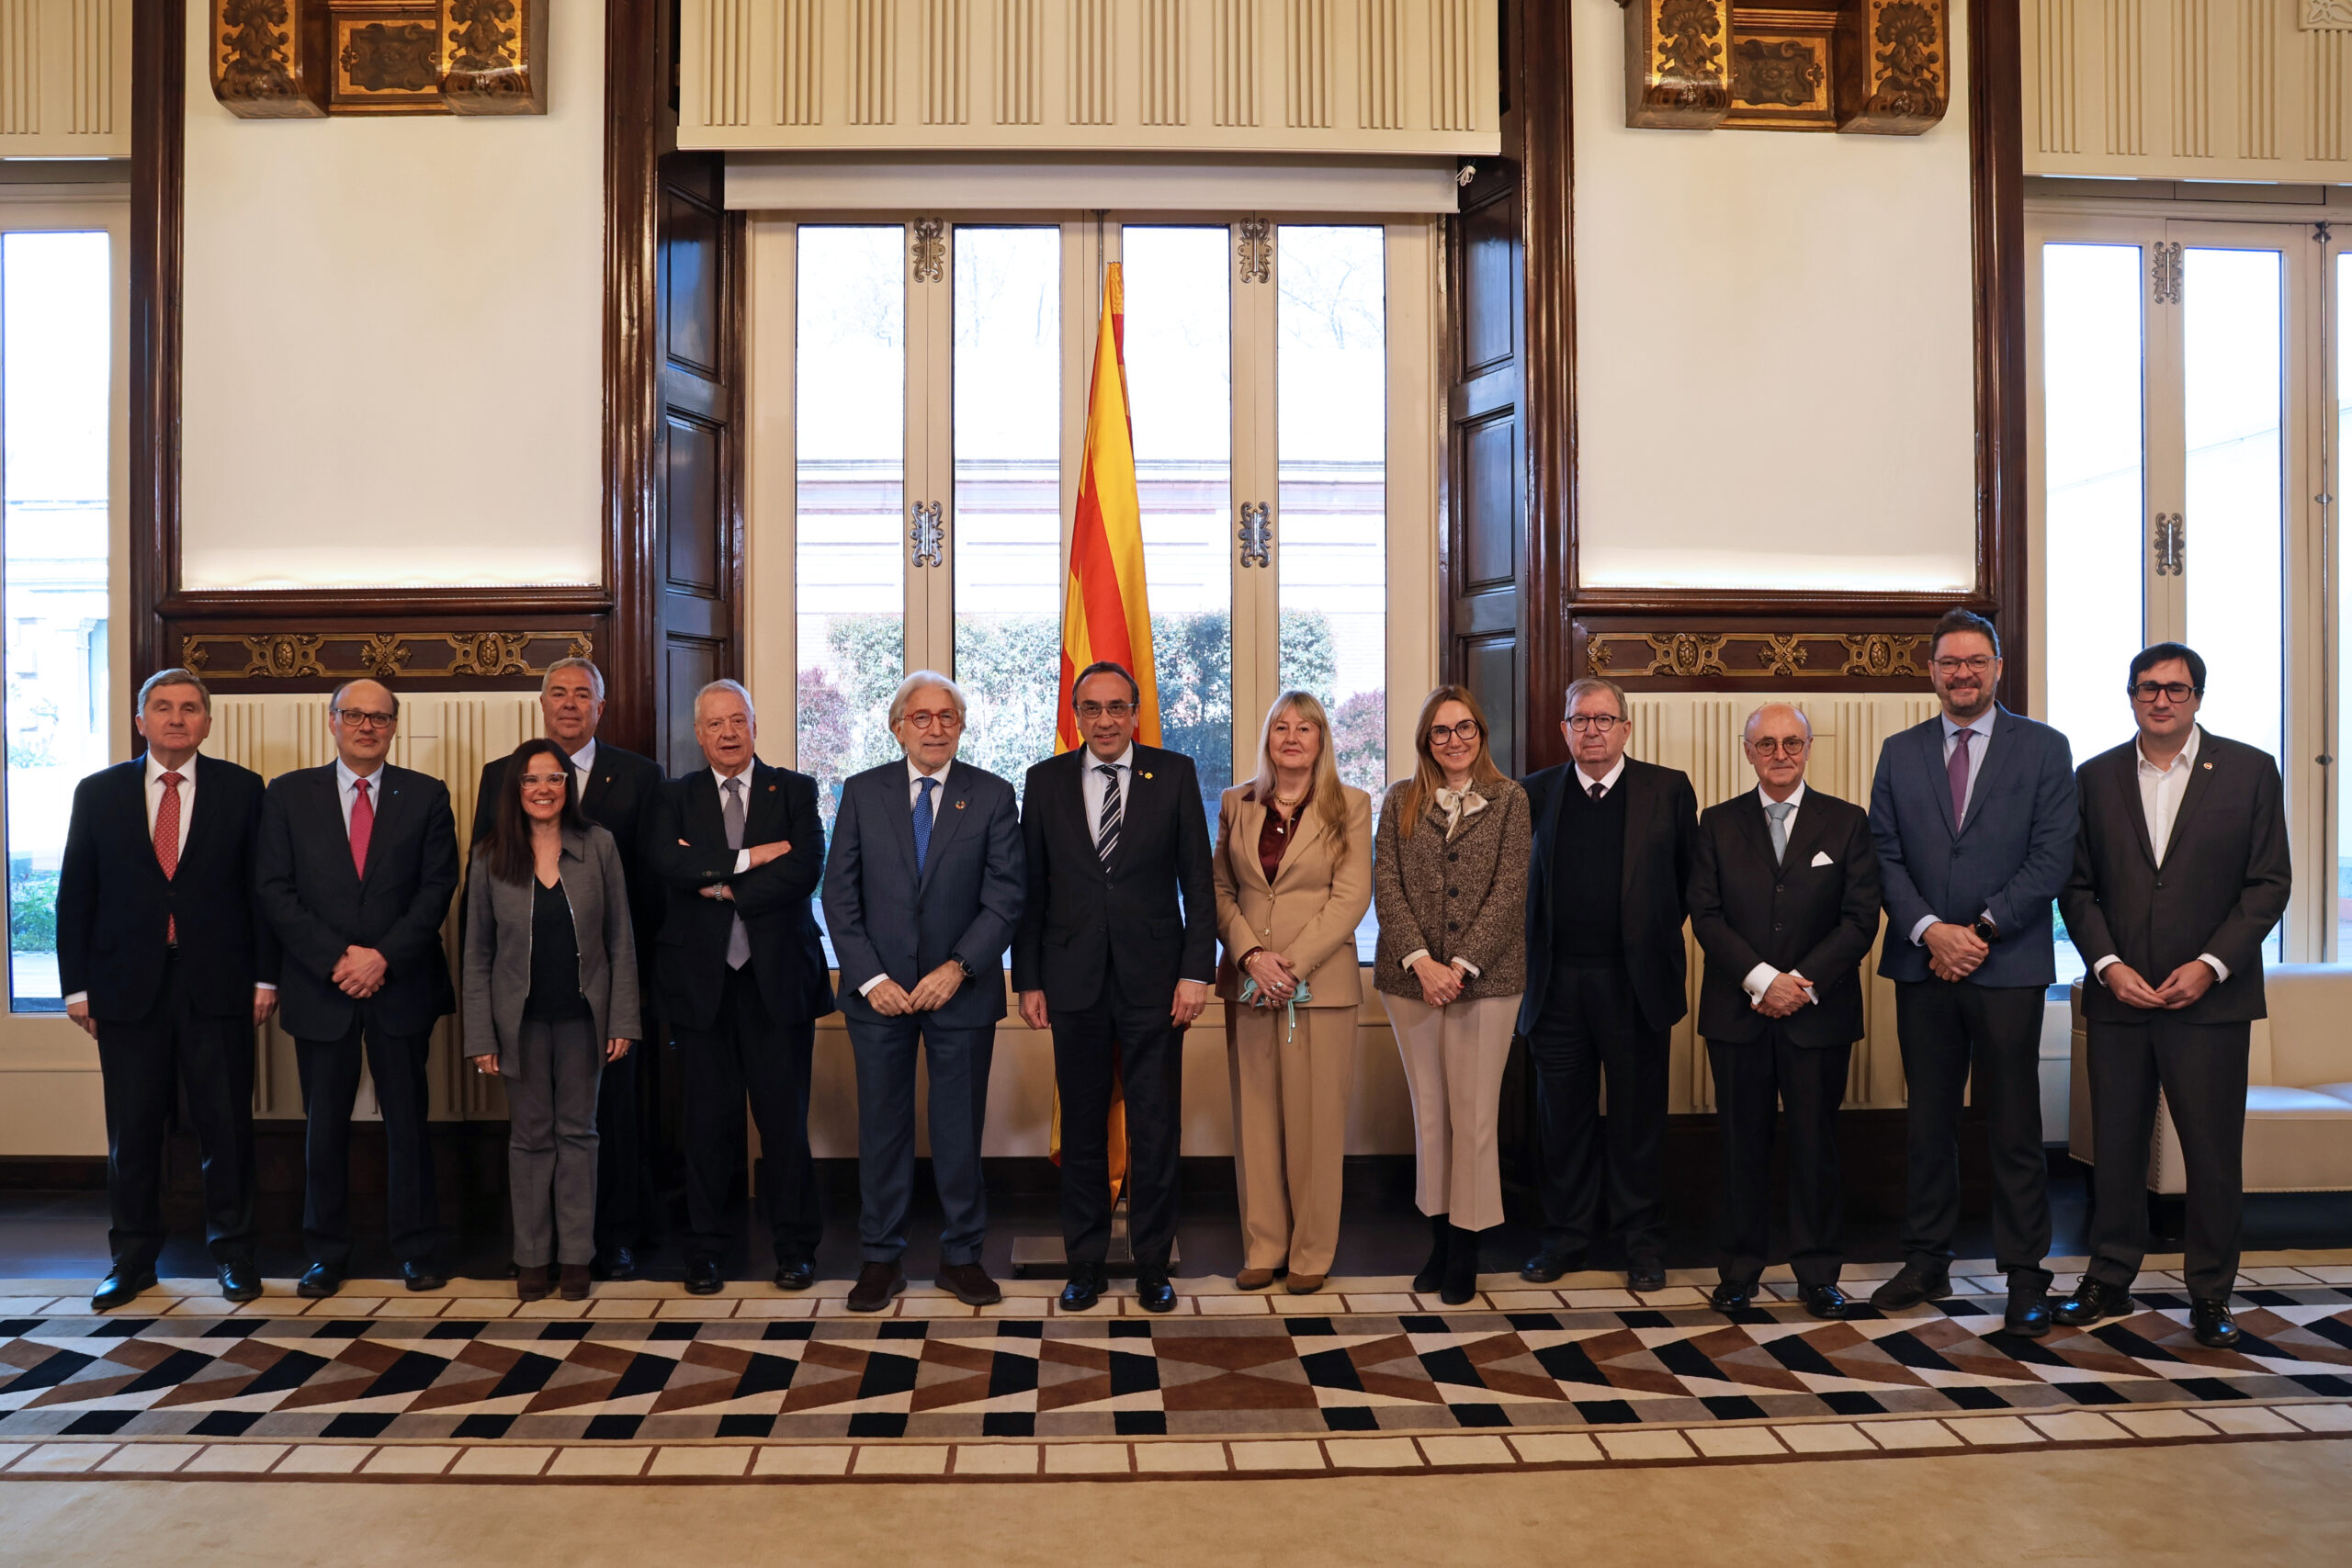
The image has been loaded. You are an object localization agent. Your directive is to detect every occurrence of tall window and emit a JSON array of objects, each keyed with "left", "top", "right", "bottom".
[{"left": 4, "top": 230, "right": 113, "bottom": 1011}]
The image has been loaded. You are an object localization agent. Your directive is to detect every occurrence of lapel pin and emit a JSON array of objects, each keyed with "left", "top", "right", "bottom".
[
  {"left": 2202, "top": 761, "right": 2212, "bottom": 770},
  {"left": 955, "top": 799, "right": 967, "bottom": 810},
  {"left": 1143, "top": 772, "right": 1154, "bottom": 781},
  {"left": 767, "top": 784, "right": 776, "bottom": 792}
]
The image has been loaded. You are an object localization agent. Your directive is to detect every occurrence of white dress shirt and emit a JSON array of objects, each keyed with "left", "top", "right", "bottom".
[
  {"left": 1575, "top": 756, "right": 1628, "bottom": 798},
  {"left": 1908, "top": 710, "right": 1999, "bottom": 946},
  {"left": 856, "top": 759, "right": 956, "bottom": 998},
  {"left": 567, "top": 737, "right": 598, "bottom": 802},
  {"left": 2093, "top": 726, "right": 2230, "bottom": 987},
  {"left": 1741, "top": 782, "right": 1817, "bottom": 1006},
  {"left": 1079, "top": 743, "right": 1134, "bottom": 831},
  {"left": 335, "top": 757, "right": 387, "bottom": 833}
]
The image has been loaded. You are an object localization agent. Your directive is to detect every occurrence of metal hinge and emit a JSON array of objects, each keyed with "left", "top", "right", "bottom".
[
  {"left": 2152, "top": 511, "right": 2184, "bottom": 576},
  {"left": 1237, "top": 502, "right": 1272, "bottom": 567},
  {"left": 910, "top": 501, "right": 944, "bottom": 567},
  {"left": 2150, "top": 241, "right": 2183, "bottom": 306}
]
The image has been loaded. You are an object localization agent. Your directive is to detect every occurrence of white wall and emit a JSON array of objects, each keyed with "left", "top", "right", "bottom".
[
  {"left": 1570, "top": 0, "right": 1980, "bottom": 592},
  {"left": 175, "top": 5, "right": 606, "bottom": 591}
]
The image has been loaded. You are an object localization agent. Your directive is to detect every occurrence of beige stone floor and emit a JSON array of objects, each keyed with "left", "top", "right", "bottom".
[{"left": 6, "top": 1439, "right": 2350, "bottom": 1567}]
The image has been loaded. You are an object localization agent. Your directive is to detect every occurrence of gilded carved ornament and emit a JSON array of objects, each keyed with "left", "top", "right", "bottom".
[
  {"left": 210, "top": 0, "right": 548, "bottom": 120},
  {"left": 1619, "top": 0, "right": 1947, "bottom": 135}
]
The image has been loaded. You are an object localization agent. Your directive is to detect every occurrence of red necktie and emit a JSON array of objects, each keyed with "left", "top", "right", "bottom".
[
  {"left": 154, "top": 771, "right": 183, "bottom": 944},
  {"left": 350, "top": 777, "right": 374, "bottom": 878}
]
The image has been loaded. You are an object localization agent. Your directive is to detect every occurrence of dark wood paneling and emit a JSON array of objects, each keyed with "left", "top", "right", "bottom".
[
  {"left": 1460, "top": 190, "right": 1518, "bottom": 377},
  {"left": 1465, "top": 635, "right": 1519, "bottom": 773},
  {"left": 1973, "top": 0, "right": 2030, "bottom": 710},
  {"left": 662, "top": 414, "right": 722, "bottom": 593},
  {"left": 597, "top": 0, "right": 664, "bottom": 756},
  {"left": 1461, "top": 415, "right": 1518, "bottom": 591},
  {"left": 662, "top": 189, "right": 723, "bottom": 378},
  {"left": 130, "top": 0, "right": 185, "bottom": 683},
  {"left": 1521, "top": 0, "right": 1574, "bottom": 768},
  {"left": 665, "top": 642, "right": 720, "bottom": 771}
]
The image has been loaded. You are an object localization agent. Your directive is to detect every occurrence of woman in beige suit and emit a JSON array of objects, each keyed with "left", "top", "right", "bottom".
[
  {"left": 1373, "top": 686, "right": 1529, "bottom": 1305},
  {"left": 1214, "top": 691, "right": 1374, "bottom": 1293}
]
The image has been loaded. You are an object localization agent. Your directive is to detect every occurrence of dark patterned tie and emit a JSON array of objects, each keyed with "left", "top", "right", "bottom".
[
  {"left": 1948, "top": 728, "right": 1973, "bottom": 826},
  {"left": 1588, "top": 782, "right": 1604, "bottom": 802},
  {"left": 912, "top": 775, "right": 937, "bottom": 876},
  {"left": 1095, "top": 763, "right": 1122, "bottom": 865},
  {"left": 722, "top": 777, "right": 751, "bottom": 970}
]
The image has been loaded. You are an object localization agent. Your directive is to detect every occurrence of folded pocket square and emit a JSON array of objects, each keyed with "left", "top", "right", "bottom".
[{"left": 1810, "top": 851, "right": 1835, "bottom": 867}]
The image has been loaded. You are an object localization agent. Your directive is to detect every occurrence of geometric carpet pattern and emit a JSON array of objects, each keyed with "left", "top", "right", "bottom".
[{"left": 1, "top": 1255, "right": 2348, "bottom": 1482}]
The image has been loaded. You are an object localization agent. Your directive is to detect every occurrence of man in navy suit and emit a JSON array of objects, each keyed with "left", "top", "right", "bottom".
[
  {"left": 58, "top": 669, "right": 278, "bottom": 1311},
  {"left": 1868, "top": 609, "right": 2077, "bottom": 1335},
  {"left": 822, "top": 672, "right": 1023, "bottom": 1312},
  {"left": 648, "top": 679, "right": 835, "bottom": 1295},
  {"left": 254, "top": 678, "right": 460, "bottom": 1297}
]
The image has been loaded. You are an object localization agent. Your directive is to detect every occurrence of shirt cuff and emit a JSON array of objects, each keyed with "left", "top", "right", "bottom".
[
  {"left": 2199, "top": 953, "right": 2231, "bottom": 983},
  {"left": 1453, "top": 957, "right": 1481, "bottom": 978},
  {"left": 732, "top": 849, "right": 752, "bottom": 874},
  {"left": 62, "top": 991, "right": 86, "bottom": 1008},
  {"left": 255, "top": 982, "right": 277, "bottom": 992},
  {"left": 1183, "top": 977, "right": 1215, "bottom": 987},
  {"left": 857, "top": 974, "right": 888, "bottom": 998},
  {"left": 1741, "top": 963, "right": 1778, "bottom": 1002},
  {"left": 1399, "top": 948, "right": 1431, "bottom": 968},
  {"left": 2093, "top": 955, "right": 2120, "bottom": 980},
  {"left": 1908, "top": 915, "right": 1937, "bottom": 945}
]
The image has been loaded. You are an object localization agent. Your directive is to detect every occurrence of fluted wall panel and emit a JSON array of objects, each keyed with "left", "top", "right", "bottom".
[{"left": 0, "top": 0, "right": 128, "bottom": 152}]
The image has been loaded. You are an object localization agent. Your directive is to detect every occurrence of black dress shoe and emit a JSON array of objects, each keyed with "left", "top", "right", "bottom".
[
  {"left": 2052, "top": 1276, "right": 2134, "bottom": 1327},
  {"left": 1413, "top": 1213, "right": 1450, "bottom": 1295},
  {"left": 1520, "top": 1247, "right": 1586, "bottom": 1284},
  {"left": 1135, "top": 1272, "right": 1177, "bottom": 1314},
  {"left": 1627, "top": 1259, "right": 1668, "bottom": 1293},
  {"left": 1868, "top": 1262, "right": 1951, "bottom": 1311},
  {"left": 773, "top": 1258, "right": 816, "bottom": 1292},
  {"left": 846, "top": 1260, "right": 905, "bottom": 1314},
  {"left": 1709, "top": 1279, "right": 1757, "bottom": 1314},
  {"left": 936, "top": 1261, "right": 1003, "bottom": 1307},
  {"left": 401, "top": 1260, "right": 445, "bottom": 1292},
  {"left": 592, "top": 1246, "right": 639, "bottom": 1282},
  {"left": 2190, "top": 1297, "right": 2243, "bottom": 1349},
  {"left": 91, "top": 1266, "right": 156, "bottom": 1313},
  {"left": 297, "top": 1262, "right": 345, "bottom": 1300},
  {"left": 1801, "top": 1283, "right": 1857, "bottom": 1321},
  {"left": 684, "top": 1258, "right": 724, "bottom": 1296},
  {"left": 2003, "top": 1289, "right": 2052, "bottom": 1338},
  {"left": 1059, "top": 1262, "right": 1104, "bottom": 1312},
  {"left": 216, "top": 1259, "right": 261, "bottom": 1304}
]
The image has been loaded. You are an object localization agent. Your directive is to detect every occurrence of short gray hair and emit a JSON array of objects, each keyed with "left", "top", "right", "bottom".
[
  {"left": 694, "top": 679, "right": 754, "bottom": 723},
  {"left": 1563, "top": 675, "right": 1627, "bottom": 721},
  {"left": 137, "top": 667, "right": 211, "bottom": 715},
  {"left": 888, "top": 671, "right": 967, "bottom": 728},
  {"left": 542, "top": 657, "right": 605, "bottom": 700}
]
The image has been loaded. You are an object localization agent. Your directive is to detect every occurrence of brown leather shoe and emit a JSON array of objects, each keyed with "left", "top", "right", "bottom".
[
  {"left": 558, "top": 1264, "right": 590, "bottom": 1302},
  {"left": 1284, "top": 1272, "right": 1327, "bottom": 1294},
  {"left": 847, "top": 1259, "right": 906, "bottom": 1314},
  {"left": 936, "top": 1261, "right": 1002, "bottom": 1306},
  {"left": 1235, "top": 1267, "right": 1281, "bottom": 1291},
  {"left": 516, "top": 1264, "right": 550, "bottom": 1303}
]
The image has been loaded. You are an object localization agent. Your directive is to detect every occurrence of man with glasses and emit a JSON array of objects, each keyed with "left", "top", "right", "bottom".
[
  {"left": 469, "top": 657, "right": 666, "bottom": 1280},
  {"left": 1517, "top": 675, "right": 1698, "bottom": 1292},
  {"left": 2054, "top": 643, "right": 2289, "bottom": 1348},
  {"left": 1012, "top": 661, "right": 1215, "bottom": 1314},
  {"left": 821, "top": 672, "right": 1023, "bottom": 1311},
  {"left": 1687, "top": 704, "right": 1882, "bottom": 1318},
  {"left": 1868, "top": 609, "right": 2076, "bottom": 1335},
  {"left": 255, "top": 679, "right": 460, "bottom": 1295}
]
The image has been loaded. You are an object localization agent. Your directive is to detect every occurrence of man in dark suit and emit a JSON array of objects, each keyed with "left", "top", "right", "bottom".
[
  {"left": 822, "top": 671, "right": 1023, "bottom": 1312},
  {"left": 1688, "top": 703, "right": 1883, "bottom": 1319},
  {"left": 2054, "top": 643, "right": 2290, "bottom": 1349},
  {"left": 255, "top": 678, "right": 460, "bottom": 1296},
  {"left": 1012, "top": 660, "right": 1216, "bottom": 1314},
  {"left": 648, "top": 679, "right": 834, "bottom": 1295},
  {"left": 1868, "top": 608, "right": 2077, "bottom": 1336},
  {"left": 470, "top": 657, "right": 665, "bottom": 1279},
  {"left": 57, "top": 669, "right": 279, "bottom": 1312},
  {"left": 1517, "top": 674, "right": 1698, "bottom": 1292}
]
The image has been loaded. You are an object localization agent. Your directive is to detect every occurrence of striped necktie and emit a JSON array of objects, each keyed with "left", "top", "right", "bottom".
[{"left": 1094, "top": 763, "right": 1122, "bottom": 865}]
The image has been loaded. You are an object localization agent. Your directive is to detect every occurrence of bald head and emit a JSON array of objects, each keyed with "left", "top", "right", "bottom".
[
  {"left": 329, "top": 678, "right": 399, "bottom": 773},
  {"left": 1741, "top": 703, "right": 1811, "bottom": 799}
]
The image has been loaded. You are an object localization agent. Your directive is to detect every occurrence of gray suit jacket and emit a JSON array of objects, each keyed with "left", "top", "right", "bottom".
[{"left": 462, "top": 824, "right": 641, "bottom": 1069}]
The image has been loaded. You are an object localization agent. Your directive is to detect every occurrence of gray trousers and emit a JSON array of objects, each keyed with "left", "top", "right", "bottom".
[{"left": 507, "top": 1016, "right": 602, "bottom": 1267}]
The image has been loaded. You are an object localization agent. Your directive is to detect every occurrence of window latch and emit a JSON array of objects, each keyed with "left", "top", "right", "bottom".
[
  {"left": 1238, "top": 502, "right": 1272, "bottom": 567},
  {"left": 910, "top": 501, "right": 944, "bottom": 568},
  {"left": 2152, "top": 512, "right": 2184, "bottom": 577}
]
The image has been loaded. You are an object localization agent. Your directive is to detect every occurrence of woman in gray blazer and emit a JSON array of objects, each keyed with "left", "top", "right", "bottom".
[{"left": 464, "top": 738, "right": 640, "bottom": 1301}]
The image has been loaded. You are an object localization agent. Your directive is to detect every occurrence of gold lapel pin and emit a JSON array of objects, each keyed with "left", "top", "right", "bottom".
[
  {"left": 1143, "top": 772, "right": 1154, "bottom": 781},
  {"left": 955, "top": 799, "right": 967, "bottom": 810},
  {"left": 767, "top": 784, "right": 777, "bottom": 792},
  {"left": 2203, "top": 762, "right": 2213, "bottom": 770}
]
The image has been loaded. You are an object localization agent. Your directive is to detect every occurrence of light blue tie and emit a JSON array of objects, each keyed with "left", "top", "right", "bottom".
[
  {"left": 912, "top": 775, "right": 937, "bottom": 876},
  {"left": 1765, "top": 799, "right": 1795, "bottom": 866}
]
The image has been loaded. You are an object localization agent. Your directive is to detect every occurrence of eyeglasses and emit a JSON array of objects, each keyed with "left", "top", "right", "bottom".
[
  {"left": 1747, "top": 737, "right": 1810, "bottom": 757},
  {"left": 902, "top": 710, "right": 964, "bottom": 731},
  {"left": 1075, "top": 701, "right": 1136, "bottom": 720},
  {"left": 1932, "top": 656, "right": 1996, "bottom": 675},
  {"left": 2132, "top": 681, "right": 2198, "bottom": 703},
  {"left": 1566, "top": 714, "right": 1623, "bottom": 732},
  {"left": 333, "top": 708, "right": 396, "bottom": 730},
  {"left": 1428, "top": 720, "right": 1482, "bottom": 745}
]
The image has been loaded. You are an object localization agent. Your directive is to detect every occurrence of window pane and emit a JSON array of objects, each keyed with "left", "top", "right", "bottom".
[
  {"left": 2336, "top": 253, "right": 2352, "bottom": 958},
  {"left": 951, "top": 228, "right": 1061, "bottom": 798},
  {"left": 2040, "top": 241, "right": 2146, "bottom": 990},
  {"left": 1123, "top": 227, "right": 1234, "bottom": 823},
  {"left": 5, "top": 231, "right": 111, "bottom": 1012},
  {"left": 796, "top": 226, "right": 906, "bottom": 837}
]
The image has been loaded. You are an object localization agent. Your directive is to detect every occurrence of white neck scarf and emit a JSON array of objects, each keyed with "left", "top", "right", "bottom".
[{"left": 1432, "top": 785, "right": 1487, "bottom": 841}]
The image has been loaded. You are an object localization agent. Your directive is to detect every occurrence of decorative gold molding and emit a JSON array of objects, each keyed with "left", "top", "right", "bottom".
[
  {"left": 209, "top": 0, "right": 547, "bottom": 119},
  {"left": 180, "top": 629, "right": 593, "bottom": 682},
  {"left": 1620, "top": 0, "right": 1948, "bottom": 136},
  {"left": 1587, "top": 629, "right": 1928, "bottom": 682}
]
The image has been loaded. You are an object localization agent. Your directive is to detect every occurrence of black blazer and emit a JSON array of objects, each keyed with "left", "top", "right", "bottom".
[
  {"left": 56, "top": 754, "right": 279, "bottom": 1021},
  {"left": 1011, "top": 743, "right": 1216, "bottom": 1010},
  {"left": 1688, "top": 786, "right": 1883, "bottom": 1048},
  {"left": 472, "top": 741, "right": 667, "bottom": 992},
  {"left": 2060, "top": 728, "right": 2292, "bottom": 1026},
  {"left": 254, "top": 762, "right": 459, "bottom": 1040},
  {"left": 1518, "top": 757, "right": 1699, "bottom": 1036},
  {"left": 647, "top": 761, "right": 834, "bottom": 1032}
]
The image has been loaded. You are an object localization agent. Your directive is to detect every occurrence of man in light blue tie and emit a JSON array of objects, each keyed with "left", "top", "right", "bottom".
[{"left": 822, "top": 672, "right": 1025, "bottom": 1312}]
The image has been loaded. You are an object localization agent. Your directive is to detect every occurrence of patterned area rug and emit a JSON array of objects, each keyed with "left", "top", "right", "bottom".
[{"left": 2, "top": 1257, "right": 2348, "bottom": 1483}]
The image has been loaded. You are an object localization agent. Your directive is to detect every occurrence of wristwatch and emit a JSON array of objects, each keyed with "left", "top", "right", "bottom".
[
  {"left": 953, "top": 955, "right": 976, "bottom": 980},
  {"left": 1971, "top": 914, "right": 2000, "bottom": 945}
]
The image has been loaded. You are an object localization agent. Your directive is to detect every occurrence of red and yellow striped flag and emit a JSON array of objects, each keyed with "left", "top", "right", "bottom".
[{"left": 1056, "top": 263, "right": 1161, "bottom": 750}]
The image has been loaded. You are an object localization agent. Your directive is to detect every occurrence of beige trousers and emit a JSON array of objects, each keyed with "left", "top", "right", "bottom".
[
  {"left": 1381, "top": 991, "right": 1521, "bottom": 1233},
  {"left": 1226, "top": 1002, "right": 1359, "bottom": 1276}
]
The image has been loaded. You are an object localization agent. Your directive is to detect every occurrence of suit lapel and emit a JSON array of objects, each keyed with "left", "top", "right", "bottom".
[
  {"left": 2158, "top": 728, "right": 2218, "bottom": 865},
  {"left": 917, "top": 763, "right": 975, "bottom": 887},
  {"left": 1105, "top": 753, "right": 1147, "bottom": 877},
  {"left": 176, "top": 755, "right": 221, "bottom": 874},
  {"left": 315, "top": 767, "right": 364, "bottom": 897},
  {"left": 357, "top": 767, "right": 404, "bottom": 888},
  {"left": 1277, "top": 795, "right": 1330, "bottom": 887},
  {"left": 1925, "top": 721, "right": 1961, "bottom": 840},
  {"left": 1956, "top": 710, "right": 2022, "bottom": 840},
  {"left": 1779, "top": 792, "right": 1835, "bottom": 871},
  {"left": 119, "top": 762, "right": 166, "bottom": 886},
  {"left": 1235, "top": 793, "right": 1272, "bottom": 893},
  {"left": 1732, "top": 790, "right": 1774, "bottom": 868},
  {"left": 578, "top": 758, "right": 609, "bottom": 818},
  {"left": 1532, "top": 767, "right": 1569, "bottom": 903},
  {"left": 1618, "top": 764, "right": 1655, "bottom": 900},
  {"left": 690, "top": 770, "right": 729, "bottom": 848}
]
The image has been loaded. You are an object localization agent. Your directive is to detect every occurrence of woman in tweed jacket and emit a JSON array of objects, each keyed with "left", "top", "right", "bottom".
[{"left": 1373, "top": 685, "right": 1531, "bottom": 1304}]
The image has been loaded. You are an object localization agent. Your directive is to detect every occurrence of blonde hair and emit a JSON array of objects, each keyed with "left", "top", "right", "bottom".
[
  {"left": 1246, "top": 690, "right": 1351, "bottom": 843},
  {"left": 1396, "top": 684, "right": 1506, "bottom": 840}
]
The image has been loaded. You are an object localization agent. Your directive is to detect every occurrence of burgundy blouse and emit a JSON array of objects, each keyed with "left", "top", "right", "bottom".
[{"left": 1257, "top": 785, "right": 1311, "bottom": 884}]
